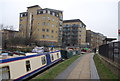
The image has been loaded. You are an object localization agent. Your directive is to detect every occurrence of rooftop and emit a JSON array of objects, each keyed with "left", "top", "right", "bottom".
[
  {"left": 63, "top": 19, "right": 86, "bottom": 27},
  {"left": 104, "top": 38, "right": 117, "bottom": 41},
  {"left": 63, "top": 19, "right": 81, "bottom": 23},
  {"left": 38, "top": 8, "right": 63, "bottom": 13},
  {"left": 27, "top": 5, "right": 41, "bottom": 9},
  {"left": 2, "top": 29, "right": 18, "bottom": 32}
]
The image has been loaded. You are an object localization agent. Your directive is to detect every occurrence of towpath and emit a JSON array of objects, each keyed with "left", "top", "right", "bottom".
[{"left": 55, "top": 53, "right": 99, "bottom": 79}]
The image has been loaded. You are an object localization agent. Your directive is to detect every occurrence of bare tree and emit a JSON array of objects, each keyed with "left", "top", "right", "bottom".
[
  {"left": 0, "top": 24, "right": 4, "bottom": 30},
  {"left": 0, "top": 24, "right": 14, "bottom": 30}
]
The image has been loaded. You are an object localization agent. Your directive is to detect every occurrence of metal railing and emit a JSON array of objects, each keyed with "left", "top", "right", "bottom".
[{"left": 99, "top": 41, "right": 120, "bottom": 64}]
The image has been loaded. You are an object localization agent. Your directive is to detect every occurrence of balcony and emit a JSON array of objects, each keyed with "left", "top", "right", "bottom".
[
  {"left": 59, "top": 16, "right": 63, "bottom": 21},
  {"left": 63, "top": 24, "right": 71, "bottom": 27},
  {"left": 59, "top": 22, "right": 62, "bottom": 26},
  {"left": 72, "top": 24, "right": 79, "bottom": 27},
  {"left": 72, "top": 30, "right": 78, "bottom": 32}
]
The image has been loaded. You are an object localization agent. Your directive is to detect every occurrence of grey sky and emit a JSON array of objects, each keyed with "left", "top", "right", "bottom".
[{"left": 0, "top": 0, "right": 119, "bottom": 39}]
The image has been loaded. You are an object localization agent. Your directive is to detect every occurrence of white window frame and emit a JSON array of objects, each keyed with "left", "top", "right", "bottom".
[
  {"left": 52, "top": 24, "right": 54, "bottom": 27},
  {"left": 0, "top": 66, "right": 10, "bottom": 80},
  {"left": 52, "top": 12, "right": 55, "bottom": 16},
  {"left": 48, "top": 17, "right": 50, "bottom": 20},
  {"left": 41, "top": 56, "right": 47, "bottom": 65}
]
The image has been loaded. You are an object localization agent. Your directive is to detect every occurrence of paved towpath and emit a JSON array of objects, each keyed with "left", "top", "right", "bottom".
[{"left": 55, "top": 53, "right": 99, "bottom": 79}]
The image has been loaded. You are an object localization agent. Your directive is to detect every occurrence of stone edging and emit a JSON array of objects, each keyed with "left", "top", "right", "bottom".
[{"left": 90, "top": 53, "right": 100, "bottom": 79}]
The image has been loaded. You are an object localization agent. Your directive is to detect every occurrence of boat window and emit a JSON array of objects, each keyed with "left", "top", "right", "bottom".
[
  {"left": 26, "top": 60, "right": 31, "bottom": 72},
  {"left": 41, "top": 56, "right": 46, "bottom": 65},
  {"left": 0, "top": 66, "right": 10, "bottom": 80},
  {"left": 57, "top": 53, "right": 59, "bottom": 58},
  {"left": 51, "top": 54, "right": 54, "bottom": 60}
]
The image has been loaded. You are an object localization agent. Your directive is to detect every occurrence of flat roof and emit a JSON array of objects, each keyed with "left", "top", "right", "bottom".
[
  {"left": 104, "top": 38, "right": 117, "bottom": 41},
  {"left": 37, "top": 8, "right": 63, "bottom": 13},
  {"left": 63, "top": 19, "right": 86, "bottom": 27},
  {"left": 27, "top": 5, "right": 40, "bottom": 9}
]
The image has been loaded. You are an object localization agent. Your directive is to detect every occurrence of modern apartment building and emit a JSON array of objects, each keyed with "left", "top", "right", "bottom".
[
  {"left": 18, "top": 5, "right": 63, "bottom": 46},
  {"left": 86, "top": 30, "right": 106, "bottom": 49},
  {"left": 62, "top": 19, "right": 86, "bottom": 48}
]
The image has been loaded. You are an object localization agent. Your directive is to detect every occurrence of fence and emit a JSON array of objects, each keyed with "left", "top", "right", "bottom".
[{"left": 99, "top": 41, "right": 120, "bottom": 64}]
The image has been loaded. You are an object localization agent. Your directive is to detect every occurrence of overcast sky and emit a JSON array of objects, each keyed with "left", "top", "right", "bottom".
[{"left": 0, "top": 0, "right": 119, "bottom": 39}]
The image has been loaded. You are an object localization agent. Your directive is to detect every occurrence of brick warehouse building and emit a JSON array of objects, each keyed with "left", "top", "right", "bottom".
[{"left": 18, "top": 5, "right": 63, "bottom": 46}]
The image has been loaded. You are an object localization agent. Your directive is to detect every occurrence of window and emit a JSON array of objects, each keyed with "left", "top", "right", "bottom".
[
  {"left": 52, "top": 12, "right": 55, "bottom": 16},
  {"left": 20, "top": 14, "right": 23, "bottom": 17},
  {"left": 42, "top": 17, "right": 46, "bottom": 20},
  {"left": 38, "top": 23, "right": 40, "bottom": 25},
  {"left": 80, "top": 23, "right": 82, "bottom": 27},
  {"left": 42, "top": 29, "right": 45, "bottom": 32},
  {"left": 43, "top": 10, "right": 46, "bottom": 13},
  {"left": 52, "top": 25, "right": 54, "bottom": 27},
  {"left": 60, "top": 16, "right": 63, "bottom": 20},
  {"left": 20, "top": 13, "right": 27, "bottom": 17},
  {"left": 38, "top": 11, "right": 40, "bottom": 14},
  {"left": 55, "top": 13, "right": 59, "bottom": 17},
  {"left": 46, "top": 35, "right": 49, "bottom": 38},
  {"left": 59, "top": 28, "right": 62, "bottom": 31},
  {"left": 48, "top": 10, "right": 50, "bottom": 14},
  {"left": 42, "top": 35, "right": 45, "bottom": 38},
  {"left": 46, "top": 29, "right": 49, "bottom": 32},
  {"left": 0, "top": 66, "right": 10, "bottom": 80},
  {"left": 48, "top": 17, "right": 50, "bottom": 20},
  {"left": 40, "top": 11, "right": 43, "bottom": 14},
  {"left": 52, "top": 19, "right": 54, "bottom": 21},
  {"left": 26, "top": 60, "right": 31, "bottom": 72},
  {"left": 50, "top": 11, "right": 52, "bottom": 15},
  {"left": 48, "top": 23, "right": 50, "bottom": 26},
  {"left": 59, "top": 21, "right": 62, "bottom": 26},
  {"left": 51, "top": 36, "right": 54, "bottom": 39},
  {"left": 51, "top": 54, "right": 54, "bottom": 60},
  {"left": 42, "top": 22, "right": 46, "bottom": 26},
  {"left": 57, "top": 53, "right": 59, "bottom": 58},
  {"left": 20, "top": 19, "right": 23, "bottom": 22},
  {"left": 19, "top": 24, "right": 23, "bottom": 28},
  {"left": 41, "top": 56, "right": 46, "bottom": 65},
  {"left": 51, "top": 30, "right": 54, "bottom": 33}
]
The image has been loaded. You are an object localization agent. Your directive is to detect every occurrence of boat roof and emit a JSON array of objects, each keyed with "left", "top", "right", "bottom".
[{"left": 0, "top": 50, "right": 60, "bottom": 63}]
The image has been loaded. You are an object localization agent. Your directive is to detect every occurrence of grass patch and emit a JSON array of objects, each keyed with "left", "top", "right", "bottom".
[
  {"left": 35, "top": 55, "right": 80, "bottom": 79},
  {"left": 94, "top": 54, "right": 119, "bottom": 79}
]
